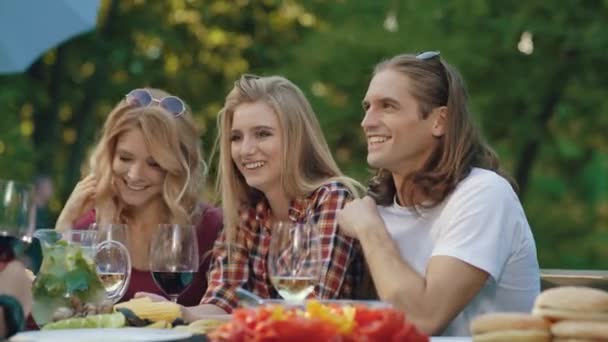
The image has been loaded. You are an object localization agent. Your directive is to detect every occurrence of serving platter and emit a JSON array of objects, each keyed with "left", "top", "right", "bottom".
[{"left": 11, "top": 328, "right": 194, "bottom": 342}]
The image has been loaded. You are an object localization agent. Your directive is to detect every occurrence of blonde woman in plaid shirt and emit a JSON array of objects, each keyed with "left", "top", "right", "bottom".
[{"left": 176, "top": 74, "right": 364, "bottom": 318}]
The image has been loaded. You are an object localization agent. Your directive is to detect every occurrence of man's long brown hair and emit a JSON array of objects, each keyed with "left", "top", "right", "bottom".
[{"left": 368, "top": 53, "right": 516, "bottom": 207}]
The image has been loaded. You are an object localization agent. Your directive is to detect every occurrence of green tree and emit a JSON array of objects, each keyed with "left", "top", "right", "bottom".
[
  {"left": 0, "top": 0, "right": 320, "bottom": 214},
  {"left": 275, "top": 0, "right": 608, "bottom": 268},
  {"left": 1, "top": 0, "right": 606, "bottom": 269}
]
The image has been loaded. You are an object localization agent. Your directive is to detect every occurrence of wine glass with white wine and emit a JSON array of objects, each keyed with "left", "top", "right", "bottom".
[
  {"left": 268, "top": 221, "right": 321, "bottom": 302},
  {"left": 93, "top": 224, "right": 131, "bottom": 304}
]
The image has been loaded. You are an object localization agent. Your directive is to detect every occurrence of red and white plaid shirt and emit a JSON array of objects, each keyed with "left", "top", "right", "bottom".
[{"left": 200, "top": 181, "right": 362, "bottom": 312}]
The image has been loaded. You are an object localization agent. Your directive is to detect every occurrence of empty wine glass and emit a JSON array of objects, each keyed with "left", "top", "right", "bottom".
[
  {"left": 149, "top": 224, "right": 198, "bottom": 302},
  {"left": 268, "top": 221, "right": 322, "bottom": 302},
  {"left": 91, "top": 223, "right": 132, "bottom": 304}
]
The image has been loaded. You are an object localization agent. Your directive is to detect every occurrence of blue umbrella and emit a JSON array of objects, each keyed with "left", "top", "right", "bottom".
[{"left": 0, "top": 0, "right": 100, "bottom": 74}]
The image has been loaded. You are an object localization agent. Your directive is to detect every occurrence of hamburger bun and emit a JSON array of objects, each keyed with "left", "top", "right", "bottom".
[
  {"left": 532, "top": 286, "right": 608, "bottom": 321},
  {"left": 470, "top": 312, "right": 551, "bottom": 342},
  {"left": 551, "top": 320, "right": 608, "bottom": 341}
]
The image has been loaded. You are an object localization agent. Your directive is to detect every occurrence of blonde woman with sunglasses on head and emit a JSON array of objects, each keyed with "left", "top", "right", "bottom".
[{"left": 55, "top": 88, "right": 223, "bottom": 305}]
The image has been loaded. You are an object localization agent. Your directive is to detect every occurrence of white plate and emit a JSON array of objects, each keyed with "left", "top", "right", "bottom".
[
  {"left": 11, "top": 328, "right": 193, "bottom": 342},
  {"left": 431, "top": 338, "right": 471, "bottom": 342}
]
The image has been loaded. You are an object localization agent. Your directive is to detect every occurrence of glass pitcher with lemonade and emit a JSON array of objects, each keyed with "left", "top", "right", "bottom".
[{"left": 31, "top": 229, "right": 130, "bottom": 326}]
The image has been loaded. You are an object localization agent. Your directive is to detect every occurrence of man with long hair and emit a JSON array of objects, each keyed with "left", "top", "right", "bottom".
[{"left": 338, "top": 52, "right": 540, "bottom": 336}]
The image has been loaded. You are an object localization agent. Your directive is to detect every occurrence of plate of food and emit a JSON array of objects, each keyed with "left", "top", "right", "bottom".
[
  {"left": 252, "top": 298, "right": 391, "bottom": 308},
  {"left": 11, "top": 328, "right": 193, "bottom": 342},
  {"left": 209, "top": 300, "right": 428, "bottom": 341}
]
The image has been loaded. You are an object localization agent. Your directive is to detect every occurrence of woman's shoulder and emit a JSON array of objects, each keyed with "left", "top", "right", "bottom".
[
  {"left": 307, "top": 180, "right": 355, "bottom": 203},
  {"left": 192, "top": 203, "right": 223, "bottom": 245},
  {"left": 198, "top": 202, "right": 222, "bottom": 217},
  {"left": 315, "top": 179, "right": 353, "bottom": 192},
  {"left": 196, "top": 202, "right": 223, "bottom": 228},
  {"left": 73, "top": 210, "right": 96, "bottom": 230}
]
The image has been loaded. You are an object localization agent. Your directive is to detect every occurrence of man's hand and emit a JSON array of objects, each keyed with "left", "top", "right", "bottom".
[
  {"left": 337, "top": 196, "right": 384, "bottom": 238},
  {"left": 55, "top": 174, "right": 97, "bottom": 231}
]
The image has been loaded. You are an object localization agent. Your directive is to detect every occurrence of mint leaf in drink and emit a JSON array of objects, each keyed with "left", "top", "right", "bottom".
[
  {"left": 32, "top": 239, "right": 106, "bottom": 325},
  {"left": 65, "top": 267, "right": 89, "bottom": 293}
]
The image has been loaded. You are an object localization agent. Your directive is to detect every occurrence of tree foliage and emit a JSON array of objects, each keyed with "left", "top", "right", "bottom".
[{"left": 0, "top": 0, "right": 606, "bottom": 268}]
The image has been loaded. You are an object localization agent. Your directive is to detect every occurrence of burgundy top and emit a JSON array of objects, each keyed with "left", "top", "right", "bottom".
[{"left": 74, "top": 203, "right": 223, "bottom": 306}]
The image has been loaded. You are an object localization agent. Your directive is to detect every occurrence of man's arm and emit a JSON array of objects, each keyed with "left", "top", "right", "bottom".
[
  {"left": 354, "top": 214, "right": 487, "bottom": 334},
  {"left": 338, "top": 196, "right": 488, "bottom": 335}
]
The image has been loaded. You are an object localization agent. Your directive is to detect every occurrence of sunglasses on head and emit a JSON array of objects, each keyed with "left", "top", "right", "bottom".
[
  {"left": 125, "top": 88, "right": 186, "bottom": 117},
  {"left": 416, "top": 51, "right": 441, "bottom": 61},
  {"left": 242, "top": 73, "right": 261, "bottom": 81}
]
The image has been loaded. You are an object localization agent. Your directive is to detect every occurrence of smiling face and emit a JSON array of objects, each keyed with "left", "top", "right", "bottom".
[
  {"left": 362, "top": 69, "right": 444, "bottom": 176},
  {"left": 111, "top": 128, "right": 165, "bottom": 208},
  {"left": 230, "top": 101, "right": 283, "bottom": 195}
]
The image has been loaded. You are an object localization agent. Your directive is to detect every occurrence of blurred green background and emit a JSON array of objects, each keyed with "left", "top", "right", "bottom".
[{"left": 0, "top": 0, "right": 606, "bottom": 269}]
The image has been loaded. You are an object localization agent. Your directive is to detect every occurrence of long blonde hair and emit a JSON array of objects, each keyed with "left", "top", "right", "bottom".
[
  {"left": 88, "top": 88, "right": 205, "bottom": 225},
  {"left": 214, "top": 75, "right": 362, "bottom": 242}
]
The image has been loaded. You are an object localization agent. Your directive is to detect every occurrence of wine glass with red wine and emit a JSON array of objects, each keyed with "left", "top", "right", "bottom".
[
  {"left": 0, "top": 179, "right": 33, "bottom": 262},
  {"left": 149, "top": 224, "right": 198, "bottom": 303}
]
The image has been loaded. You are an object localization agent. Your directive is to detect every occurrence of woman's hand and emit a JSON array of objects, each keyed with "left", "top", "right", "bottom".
[
  {"left": 55, "top": 174, "right": 97, "bottom": 230},
  {"left": 337, "top": 196, "right": 384, "bottom": 239}
]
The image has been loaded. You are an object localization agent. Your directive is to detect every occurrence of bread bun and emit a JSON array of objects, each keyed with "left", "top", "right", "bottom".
[
  {"left": 551, "top": 320, "right": 608, "bottom": 341},
  {"left": 532, "top": 287, "right": 608, "bottom": 321},
  {"left": 470, "top": 313, "right": 551, "bottom": 342}
]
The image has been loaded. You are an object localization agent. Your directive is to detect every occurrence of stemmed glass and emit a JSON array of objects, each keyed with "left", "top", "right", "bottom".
[
  {"left": 61, "top": 229, "right": 98, "bottom": 258},
  {"left": 92, "top": 223, "right": 132, "bottom": 304},
  {"left": 268, "top": 221, "right": 322, "bottom": 302},
  {"left": 149, "top": 224, "right": 198, "bottom": 302},
  {"left": 0, "top": 179, "right": 34, "bottom": 262}
]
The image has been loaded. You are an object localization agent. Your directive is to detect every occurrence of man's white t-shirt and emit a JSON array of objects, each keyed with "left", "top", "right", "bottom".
[{"left": 377, "top": 168, "right": 540, "bottom": 336}]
